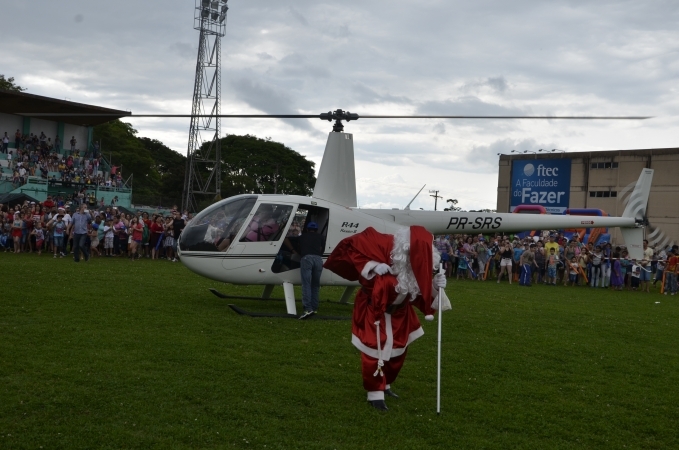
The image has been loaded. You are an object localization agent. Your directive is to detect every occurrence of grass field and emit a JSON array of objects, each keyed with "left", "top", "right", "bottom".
[{"left": 1, "top": 252, "right": 678, "bottom": 449}]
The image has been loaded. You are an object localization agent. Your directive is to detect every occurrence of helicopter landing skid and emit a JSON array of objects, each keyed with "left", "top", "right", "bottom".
[
  {"left": 209, "top": 288, "right": 352, "bottom": 305},
  {"left": 325, "top": 300, "right": 354, "bottom": 305},
  {"left": 228, "top": 304, "right": 351, "bottom": 320},
  {"left": 209, "top": 288, "right": 285, "bottom": 301}
]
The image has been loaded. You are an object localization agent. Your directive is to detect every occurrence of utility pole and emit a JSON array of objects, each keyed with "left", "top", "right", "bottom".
[{"left": 429, "top": 189, "right": 443, "bottom": 211}]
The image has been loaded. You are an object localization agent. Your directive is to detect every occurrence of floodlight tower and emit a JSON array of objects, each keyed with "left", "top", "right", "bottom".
[{"left": 183, "top": 0, "right": 229, "bottom": 213}]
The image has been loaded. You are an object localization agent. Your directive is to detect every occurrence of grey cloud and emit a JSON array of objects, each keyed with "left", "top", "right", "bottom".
[
  {"left": 169, "top": 42, "right": 195, "bottom": 59},
  {"left": 74, "top": 14, "right": 84, "bottom": 23},
  {"left": 461, "top": 76, "right": 508, "bottom": 94},
  {"left": 277, "top": 53, "right": 331, "bottom": 79},
  {"left": 289, "top": 7, "right": 308, "bottom": 26},
  {"left": 486, "top": 77, "right": 507, "bottom": 93},
  {"left": 352, "top": 83, "right": 412, "bottom": 105},
  {"left": 257, "top": 52, "right": 275, "bottom": 61},
  {"left": 231, "top": 77, "right": 316, "bottom": 133},
  {"left": 417, "top": 96, "right": 526, "bottom": 117},
  {"left": 464, "top": 138, "right": 559, "bottom": 174},
  {"left": 336, "top": 24, "right": 350, "bottom": 38}
]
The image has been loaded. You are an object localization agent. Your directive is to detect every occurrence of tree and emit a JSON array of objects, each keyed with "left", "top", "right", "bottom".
[
  {"left": 0, "top": 75, "right": 25, "bottom": 92},
  {"left": 139, "top": 137, "right": 186, "bottom": 206},
  {"left": 218, "top": 134, "right": 316, "bottom": 198},
  {"left": 92, "top": 120, "right": 161, "bottom": 198},
  {"left": 444, "top": 198, "right": 461, "bottom": 211}
]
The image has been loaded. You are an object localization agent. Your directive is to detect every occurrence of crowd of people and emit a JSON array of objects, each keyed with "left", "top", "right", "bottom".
[
  {"left": 0, "top": 197, "right": 191, "bottom": 262},
  {"left": 434, "top": 232, "right": 679, "bottom": 295},
  {"left": 1, "top": 130, "right": 125, "bottom": 189},
  {"left": 2, "top": 196, "right": 677, "bottom": 296}
]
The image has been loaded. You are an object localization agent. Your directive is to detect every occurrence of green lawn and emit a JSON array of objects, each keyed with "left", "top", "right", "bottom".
[{"left": 1, "top": 253, "right": 678, "bottom": 449}]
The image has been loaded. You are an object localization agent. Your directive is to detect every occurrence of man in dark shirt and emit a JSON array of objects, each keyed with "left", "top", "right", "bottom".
[
  {"left": 284, "top": 222, "right": 325, "bottom": 319},
  {"left": 172, "top": 211, "right": 185, "bottom": 262}
]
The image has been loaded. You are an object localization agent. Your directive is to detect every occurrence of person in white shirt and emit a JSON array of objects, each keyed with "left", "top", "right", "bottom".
[
  {"left": 640, "top": 240, "right": 654, "bottom": 293},
  {"left": 104, "top": 219, "right": 115, "bottom": 256}
]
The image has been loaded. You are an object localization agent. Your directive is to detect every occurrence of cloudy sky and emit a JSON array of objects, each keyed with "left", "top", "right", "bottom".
[{"left": 4, "top": 1, "right": 678, "bottom": 210}]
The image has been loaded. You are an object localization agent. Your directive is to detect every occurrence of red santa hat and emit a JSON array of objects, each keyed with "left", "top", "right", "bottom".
[{"left": 408, "top": 226, "right": 434, "bottom": 302}]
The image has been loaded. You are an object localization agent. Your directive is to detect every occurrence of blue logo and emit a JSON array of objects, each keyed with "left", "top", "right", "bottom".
[{"left": 510, "top": 159, "right": 571, "bottom": 214}]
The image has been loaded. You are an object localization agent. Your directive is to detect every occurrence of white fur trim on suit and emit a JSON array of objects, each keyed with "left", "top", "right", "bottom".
[
  {"left": 367, "top": 391, "right": 384, "bottom": 401},
  {"left": 352, "top": 315, "right": 425, "bottom": 360}
]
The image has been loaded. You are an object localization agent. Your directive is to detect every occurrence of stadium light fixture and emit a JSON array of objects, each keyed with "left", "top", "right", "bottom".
[
  {"left": 523, "top": 150, "right": 537, "bottom": 154},
  {"left": 551, "top": 149, "right": 566, "bottom": 153},
  {"left": 510, "top": 149, "right": 520, "bottom": 154}
]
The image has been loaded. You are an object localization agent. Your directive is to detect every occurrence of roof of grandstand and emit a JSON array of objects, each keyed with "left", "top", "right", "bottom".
[
  {"left": 0, "top": 89, "right": 130, "bottom": 126},
  {"left": 0, "top": 192, "right": 40, "bottom": 207}
]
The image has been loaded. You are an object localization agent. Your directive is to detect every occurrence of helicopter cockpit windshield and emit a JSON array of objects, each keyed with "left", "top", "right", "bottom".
[{"left": 178, "top": 195, "right": 257, "bottom": 252}]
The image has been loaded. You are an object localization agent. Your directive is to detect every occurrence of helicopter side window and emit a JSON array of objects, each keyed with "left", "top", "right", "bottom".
[
  {"left": 179, "top": 196, "right": 256, "bottom": 252},
  {"left": 239, "top": 203, "right": 294, "bottom": 243}
]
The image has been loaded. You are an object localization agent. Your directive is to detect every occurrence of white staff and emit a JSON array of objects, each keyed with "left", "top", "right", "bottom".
[{"left": 437, "top": 263, "right": 444, "bottom": 414}]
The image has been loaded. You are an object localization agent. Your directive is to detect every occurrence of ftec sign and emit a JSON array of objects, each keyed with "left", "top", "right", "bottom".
[{"left": 510, "top": 159, "right": 571, "bottom": 214}]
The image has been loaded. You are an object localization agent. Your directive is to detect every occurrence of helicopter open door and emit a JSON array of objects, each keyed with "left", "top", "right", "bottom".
[{"left": 271, "top": 203, "right": 330, "bottom": 274}]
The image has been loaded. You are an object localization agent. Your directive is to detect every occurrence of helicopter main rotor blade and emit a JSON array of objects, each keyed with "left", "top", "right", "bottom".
[
  {"left": 359, "top": 115, "right": 653, "bottom": 120},
  {"left": 16, "top": 113, "right": 653, "bottom": 119}
]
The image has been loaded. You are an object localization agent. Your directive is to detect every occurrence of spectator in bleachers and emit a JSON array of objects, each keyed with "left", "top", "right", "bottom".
[
  {"left": 2, "top": 132, "right": 9, "bottom": 153},
  {"left": 70, "top": 136, "right": 77, "bottom": 152}
]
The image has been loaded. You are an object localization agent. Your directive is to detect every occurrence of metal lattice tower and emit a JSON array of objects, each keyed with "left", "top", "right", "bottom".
[{"left": 183, "top": 0, "right": 229, "bottom": 213}]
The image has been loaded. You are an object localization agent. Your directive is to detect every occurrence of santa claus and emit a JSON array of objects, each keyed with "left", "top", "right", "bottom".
[{"left": 324, "top": 225, "right": 448, "bottom": 411}]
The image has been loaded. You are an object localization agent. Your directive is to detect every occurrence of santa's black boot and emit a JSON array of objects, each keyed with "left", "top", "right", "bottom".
[
  {"left": 384, "top": 387, "right": 399, "bottom": 399},
  {"left": 368, "top": 400, "right": 388, "bottom": 411},
  {"left": 367, "top": 392, "right": 388, "bottom": 411}
]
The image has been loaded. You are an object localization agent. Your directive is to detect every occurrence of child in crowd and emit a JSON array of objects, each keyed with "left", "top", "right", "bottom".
[
  {"left": 577, "top": 248, "right": 589, "bottom": 286},
  {"left": 630, "top": 265, "right": 641, "bottom": 290},
  {"left": 620, "top": 250, "right": 631, "bottom": 290},
  {"left": 104, "top": 220, "right": 114, "bottom": 257},
  {"left": 164, "top": 216, "right": 175, "bottom": 262},
  {"left": 546, "top": 248, "right": 559, "bottom": 285},
  {"left": 568, "top": 256, "right": 579, "bottom": 286},
  {"left": 611, "top": 251, "right": 624, "bottom": 290},
  {"left": 11, "top": 213, "right": 23, "bottom": 253},
  {"left": 51, "top": 214, "right": 66, "bottom": 257},
  {"left": 89, "top": 223, "right": 100, "bottom": 257},
  {"left": 30, "top": 221, "right": 45, "bottom": 256}
]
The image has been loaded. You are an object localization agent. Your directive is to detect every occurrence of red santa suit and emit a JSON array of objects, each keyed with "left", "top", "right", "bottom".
[{"left": 324, "top": 226, "right": 442, "bottom": 402}]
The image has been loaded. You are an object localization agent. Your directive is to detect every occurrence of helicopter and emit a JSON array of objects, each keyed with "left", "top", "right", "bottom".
[
  {"left": 169, "top": 109, "right": 654, "bottom": 317},
  {"left": 24, "top": 109, "right": 653, "bottom": 317}
]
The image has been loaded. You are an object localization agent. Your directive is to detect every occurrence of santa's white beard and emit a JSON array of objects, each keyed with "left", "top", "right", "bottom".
[{"left": 391, "top": 227, "right": 439, "bottom": 300}]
